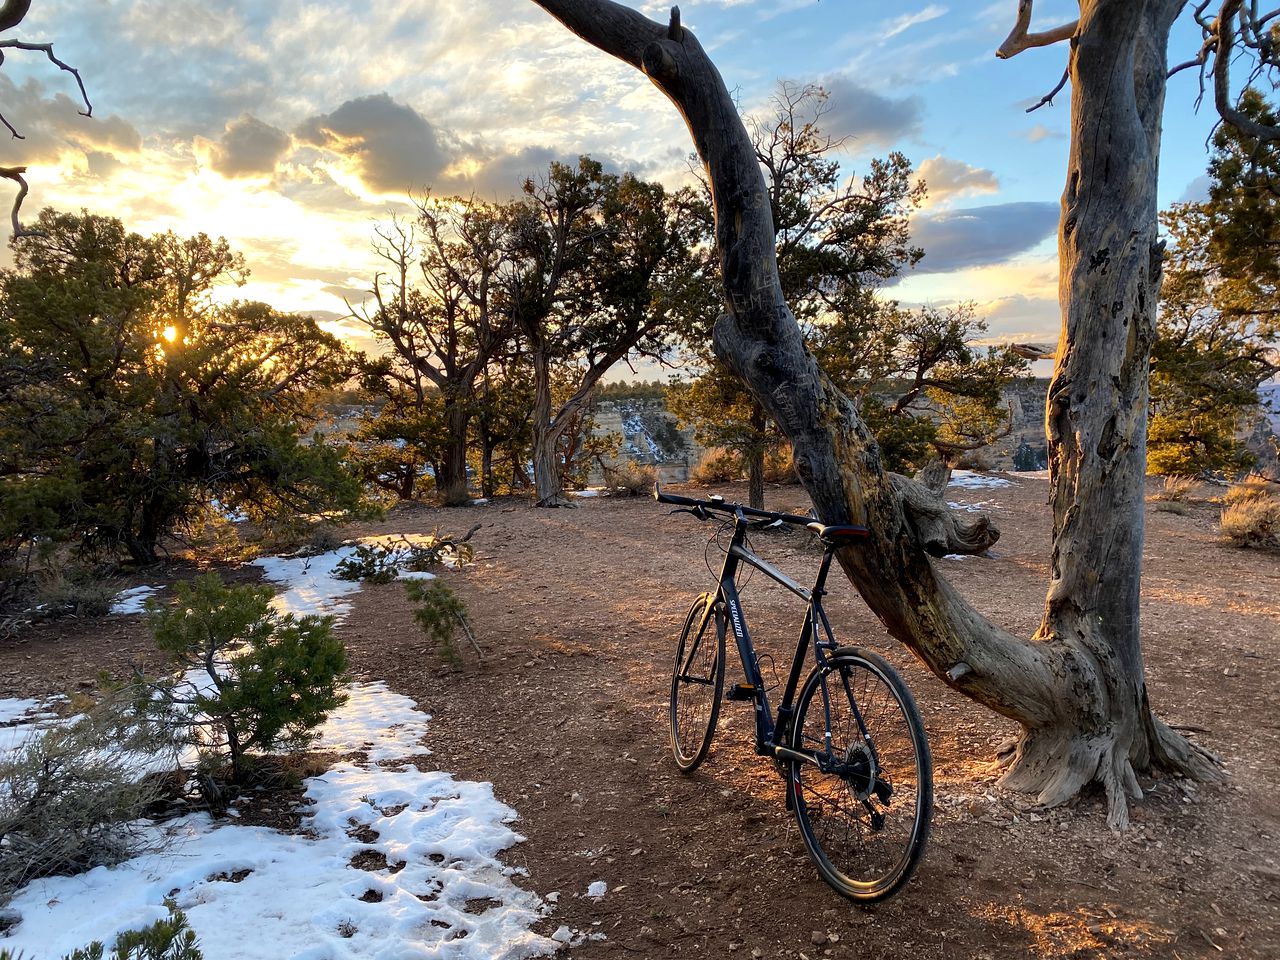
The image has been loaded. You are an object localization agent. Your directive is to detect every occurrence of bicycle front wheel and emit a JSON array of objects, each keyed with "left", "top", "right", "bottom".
[
  {"left": 669, "top": 593, "right": 726, "bottom": 771},
  {"left": 789, "top": 647, "right": 932, "bottom": 901}
]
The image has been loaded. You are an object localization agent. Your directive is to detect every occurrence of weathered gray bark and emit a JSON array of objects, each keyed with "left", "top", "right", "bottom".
[
  {"left": 529, "top": 0, "right": 1221, "bottom": 827},
  {"left": 530, "top": 346, "right": 572, "bottom": 507}
]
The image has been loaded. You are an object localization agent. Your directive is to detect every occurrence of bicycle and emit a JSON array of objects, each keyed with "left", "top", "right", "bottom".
[{"left": 655, "top": 483, "right": 932, "bottom": 902}]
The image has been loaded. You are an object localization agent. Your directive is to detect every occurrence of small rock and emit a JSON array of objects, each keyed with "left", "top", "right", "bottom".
[{"left": 811, "top": 930, "right": 828, "bottom": 946}]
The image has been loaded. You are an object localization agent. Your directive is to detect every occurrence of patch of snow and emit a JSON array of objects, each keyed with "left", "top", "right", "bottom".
[
  {"left": 0, "top": 697, "right": 65, "bottom": 754},
  {"left": 586, "top": 880, "right": 607, "bottom": 899},
  {"left": 470, "top": 498, "right": 490, "bottom": 506},
  {"left": 252, "top": 535, "right": 439, "bottom": 622},
  {"left": 571, "top": 488, "right": 602, "bottom": 498},
  {"left": 1014, "top": 469, "right": 1052, "bottom": 480},
  {"left": 209, "top": 499, "right": 248, "bottom": 523},
  {"left": 1, "top": 683, "right": 558, "bottom": 960},
  {"left": 941, "top": 554, "right": 971, "bottom": 562},
  {"left": 0, "top": 697, "right": 54, "bottom": 726},
  {"left": 947, "top": 471, "right": 1012, "bottom": 490},
  {"left": 110, "top": 585, "right": 160, "bottom": 616},
  {"left": 947, "top": 499, "right": 997, "bottom": 514}
]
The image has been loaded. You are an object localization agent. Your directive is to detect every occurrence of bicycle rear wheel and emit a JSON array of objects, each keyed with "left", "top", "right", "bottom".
[
  {"left": 669, "top": 593, "right": 726, "bottom": 771},
  {"left": 789, "top": 647, "right": 931, "bottom": 901}
]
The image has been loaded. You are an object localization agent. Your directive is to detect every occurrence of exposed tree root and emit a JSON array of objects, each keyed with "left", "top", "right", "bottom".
[
  {"left": 535, "top": 494, "right": 576, "bottom": 508},
  {"left": 993, "top": 714, "right": 1225, "bottom": 830},
  {"left": 889, "top": 462, "right": 1000, "bottom": 556}
]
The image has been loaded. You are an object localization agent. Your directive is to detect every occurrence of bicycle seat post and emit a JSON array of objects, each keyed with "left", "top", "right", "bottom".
[{"left": 812, "top": 546, "right": 838, "bottom": 599}]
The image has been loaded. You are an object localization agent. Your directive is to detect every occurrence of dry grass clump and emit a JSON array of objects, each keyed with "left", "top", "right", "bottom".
[
  {"left": 600, "top": 460, "right": 658, "bottom": 496},
  {"left": 689, "top": 448, "right": 742, "bottom": 485},
  {"left": 1219, "top": 483, "right": 1280, "bottom": 548},
  {"left": 1151, "top": 475, "right": 1196, "bottom": 503},
  {"left": 762, "top": 447, "right": 798, "bottom": 485},
  {"left": 1223, "top": 479, "right": 1276, "bottom": 507},
  {"left": 0, "top": 693, "right": 179, "bottom": 905}
]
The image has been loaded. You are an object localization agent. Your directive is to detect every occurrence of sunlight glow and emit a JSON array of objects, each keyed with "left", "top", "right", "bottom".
[{"left": 161, "top": 325, "right": 178, "bottom": 342}]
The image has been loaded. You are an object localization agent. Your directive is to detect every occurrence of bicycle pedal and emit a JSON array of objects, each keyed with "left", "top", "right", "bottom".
[{"left": 725, "top": 683, "right": 756, "bottom": 702}]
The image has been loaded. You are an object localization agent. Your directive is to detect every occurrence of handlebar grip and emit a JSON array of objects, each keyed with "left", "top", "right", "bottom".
[{"left": 654, "top": 482, "right": 701, "bottom": 507}]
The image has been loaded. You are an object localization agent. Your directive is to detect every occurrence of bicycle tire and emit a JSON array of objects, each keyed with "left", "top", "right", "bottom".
[
  {"left": 669, "top": 593, "right": 726, "bottom": 771},
  {"left": 789, "top": 646, "right": 932, "bottom": 901}
]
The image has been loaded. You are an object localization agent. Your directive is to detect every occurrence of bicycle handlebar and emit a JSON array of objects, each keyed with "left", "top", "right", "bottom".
[{"left": 654, "top": 482, "right": 818, "bottom": 527}]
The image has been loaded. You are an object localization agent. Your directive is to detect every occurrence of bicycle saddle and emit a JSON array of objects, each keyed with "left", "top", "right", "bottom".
[{"left": 805, "top": 522, "right": 872, "bottom": 544}]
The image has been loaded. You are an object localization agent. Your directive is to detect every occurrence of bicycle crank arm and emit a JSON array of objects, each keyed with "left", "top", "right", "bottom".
[{"left": 771, "top": 745, "right": 825, "bottom": 769}]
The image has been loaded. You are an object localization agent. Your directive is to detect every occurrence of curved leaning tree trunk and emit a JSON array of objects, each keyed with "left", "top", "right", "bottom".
[{"left": 529, "top": 0, "right": 1222, "bottom": 827}]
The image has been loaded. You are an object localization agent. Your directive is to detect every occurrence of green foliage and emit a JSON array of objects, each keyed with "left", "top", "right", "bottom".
[
  {"left": 596, "top": 380, "right": 668, "bottom": 401},
  {"left": 145, "top": 573, "right": 347, "bottom": 782},
  {"left": 667, "top": 368, "right": 783, "bottom": 475},
  {"left": 405, "top": 578, "right": 470, "bottom": 668},
  {"left": 1011, "top": 441, "right": 1048, "bottom": 472},
  {"left": 1151, "top": 89, "right": 1279, "bottom": 476},
  {"left": 0, "top": 902, "right": 204, "bottom": 960},
  {"left": 860, "top": 397, "right": 938, "bottom": 474},
  {"left": 0, "top": 210, "right": 369, "bottom": 565},
  {"left": 333, "top": 534, "right": 474, "bottom": 584}
]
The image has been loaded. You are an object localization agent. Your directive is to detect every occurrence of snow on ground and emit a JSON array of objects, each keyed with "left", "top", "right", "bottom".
[
  {"left": 253, "top": 536, "right": 439, "bottom": 622},
  {"left": 947, "top": 470, "right": 1013, "bottom": 490},
  {"left": 110, "top": 585, "right": 160, "bottom": 615},
  {"left": 0, "top": 698, "right": 64, "bottom": 754},
  {"left": 2, "top": 542, "right": 576, "bottom": 958},
  {"left": 0, "top": 682, "right": 559, "bottom": 960},
  {"left": 570, "top": 488, "right": 602, "bottom": 498},
  {"left": 947, "top": 499, "right": 998, "bottom": 514}
]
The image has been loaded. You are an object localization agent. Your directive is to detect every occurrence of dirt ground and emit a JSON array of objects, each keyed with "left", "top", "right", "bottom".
[{"left": 3, "top": 476, "right": 1277, "bottom": 959}]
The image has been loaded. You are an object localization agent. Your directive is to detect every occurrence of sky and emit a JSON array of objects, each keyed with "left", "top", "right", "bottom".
[{"left": 0, "top": 1, "right": 1227, "bottom": 365}]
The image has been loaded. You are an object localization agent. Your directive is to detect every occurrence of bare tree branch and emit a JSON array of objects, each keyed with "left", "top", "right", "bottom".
[
  {"left": 0, "top": 2, "right": 93, "bottom": 238},
  {"left": 996, "top": 0, "right": 1078, "bottom": 60},
  {"left": 1209, "top": 0, "right": 1280, "bottom": 142},
  {"left": 0, "top": 164, "right": 41, "bottom": 237},
  {"left": 0, "top": 39, "right": 93, "bottom": 117},
  {"left": 1026, "top": 66, "right": 1070, "bottom": 112}
]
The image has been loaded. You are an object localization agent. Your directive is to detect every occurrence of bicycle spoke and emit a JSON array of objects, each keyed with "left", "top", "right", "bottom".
[{"left": 790, "top": 652, "right": 931, "bottom": 900}]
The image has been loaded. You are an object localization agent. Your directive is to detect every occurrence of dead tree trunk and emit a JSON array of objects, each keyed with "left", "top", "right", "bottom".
[
  {"left": 437, "top": 400, "right": 472, "bottom": 506},
  {"left": 529, "top": 0, "right": 1221, "bottom": 827}
]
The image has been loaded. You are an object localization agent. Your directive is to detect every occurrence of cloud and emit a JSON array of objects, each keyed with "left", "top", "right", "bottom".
[
  {"left": 911, "top": 201, "right": 1059, "bottom": 273},
  {"left": 1014, "top": 124, "right": 1065, "bottom": 143},
  {"left": 978, "top": 293, "right": 1060, "bottom": 342},
  {"left": 200, "top": 114, "right": 291, "bottom": 179},
  {"left": 818, "top": 76, "right": 923, "bottom": 147},
  {"left": 0, "top": 76, "right": 142, "bottom": 168},
  {"left": 877, "top": 4, "right": 949, "bottom": 42},
  {"left": 916, "top": 155, "right": 999, "bottom": 208},
  {"left": 297, "top": 93, "right": 451, "bottom": 195},
  {"left": 442, "top": 145, "right": 565, "bottom": 199}
]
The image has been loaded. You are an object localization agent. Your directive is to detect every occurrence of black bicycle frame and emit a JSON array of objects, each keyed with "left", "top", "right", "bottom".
[{"left": 712, "top": 517, "right": 844, "bottom": 768}]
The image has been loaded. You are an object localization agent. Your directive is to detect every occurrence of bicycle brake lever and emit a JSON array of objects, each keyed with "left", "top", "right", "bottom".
[{"left": 668, "top": 506, "right": 709, "bottom": 521}]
